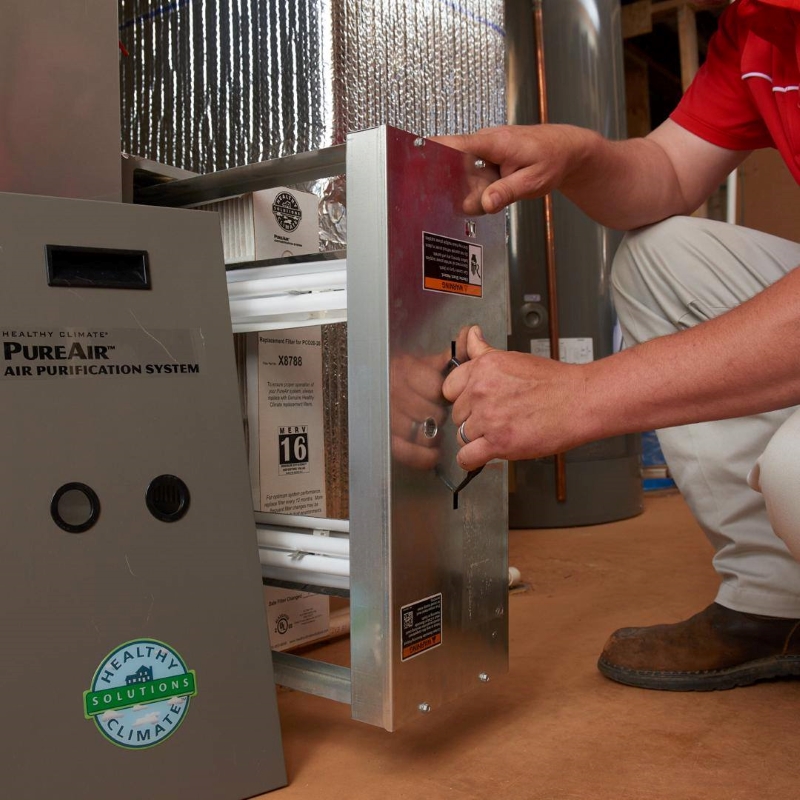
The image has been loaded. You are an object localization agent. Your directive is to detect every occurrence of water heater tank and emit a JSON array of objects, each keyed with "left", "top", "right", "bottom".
[{"left": 505, "top": 0, "right": 643, "bottom": 527}]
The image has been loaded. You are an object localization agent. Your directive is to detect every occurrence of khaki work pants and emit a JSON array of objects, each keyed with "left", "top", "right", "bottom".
[{"left": 612, "top": 216, "right": 800, "bottom": 617}]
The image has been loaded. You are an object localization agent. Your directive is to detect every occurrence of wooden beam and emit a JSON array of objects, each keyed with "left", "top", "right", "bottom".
[
  {"left": 680, "top": 0, "right": 707, "bottom": 218},
  {"left": 651, "top": 0, "right": 729, "bottom": 15},
  {"left": 624, "top": 50, "right": 651, "bottom": 137},
  {"left": 624, "top": 42, "right": 682, "bottom": 87},
  {"left": 652, "top": 0, "right": 690, "bottom": 16},
  {"left": 623, "top": 0, "right": 706, "bottom": 214},
  {"left": 621, "top": 0, "right": 652, "bottom": 39},
  {"left": 677, "top": 4, "right": 699, "bottom": 91}
]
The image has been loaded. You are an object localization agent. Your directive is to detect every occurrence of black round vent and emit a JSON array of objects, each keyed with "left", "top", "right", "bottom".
[{"left": 146, "top": 475, "right": 190, "bottom": 522}]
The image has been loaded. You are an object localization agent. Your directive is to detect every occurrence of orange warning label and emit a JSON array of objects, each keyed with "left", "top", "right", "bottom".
[
  {"left": 423, "top": 278, "right": 483, "bottom": 296},
  {"left": 400, "top": 593, "right": 443, "bottom": 661},
  {"left": 423, "top": 231, "right": 483, "bottom": 298},
  {"left": 402, "top": 633, "right": 442, "bottom": 660}
]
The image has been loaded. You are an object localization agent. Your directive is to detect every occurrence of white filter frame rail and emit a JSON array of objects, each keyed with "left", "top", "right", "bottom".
[
  {"left": 227, "top": 258, "right": 347, "bottom": 332},
  {"left": 256, "top": 527, "right": 350, "bottom": 558}
]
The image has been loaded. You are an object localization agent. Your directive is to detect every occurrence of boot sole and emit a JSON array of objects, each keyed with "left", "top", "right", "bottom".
[{"left": 597, "top": 655, "right": 800, "bottom": 691}]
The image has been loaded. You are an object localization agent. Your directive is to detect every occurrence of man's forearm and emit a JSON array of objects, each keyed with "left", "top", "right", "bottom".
[
  {"left": 440, "top": 267, "right": 800, "bottom": 470},
  {"left": 581, "top": 267, "right": 800, "bottom": 441},
  {"left": 559, "top": 129, "right": 693, "bottom": 230}
]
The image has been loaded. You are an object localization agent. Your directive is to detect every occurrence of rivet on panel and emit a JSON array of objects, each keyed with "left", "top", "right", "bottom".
[
  {"left": 479, "top": 673, "right": 490, "bottom": 683},
  {"left": 422, "top": 417, "right": 438, "bottom": 439},
  {"left": 414, "top": 137, "right": 426, "bottom": 147},
  {"left": 474, "top": 158, "right": 486, "bottom": 169},
  {"left": 418, "top": 702, "right": 432, "bottom": 713}
]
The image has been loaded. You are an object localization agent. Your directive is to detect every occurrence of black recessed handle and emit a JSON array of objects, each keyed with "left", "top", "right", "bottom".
[{"left": 46, "top": 245, "right": 151, "bottom": 290}]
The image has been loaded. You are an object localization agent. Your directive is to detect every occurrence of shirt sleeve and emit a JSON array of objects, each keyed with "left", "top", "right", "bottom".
[{"left": 670, "top": 4, "right": 773, "bottom": 151}]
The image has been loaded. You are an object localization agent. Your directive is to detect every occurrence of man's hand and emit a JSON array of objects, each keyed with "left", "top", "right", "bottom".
[
  {"left": 434, "top": 124, "right": 592, "bottom": 215},
  {"left": 390, "top": 350, "right": 450, "bottom": 471},
  {"left": 435, "top": 120, "right": 748, "bottom": 230},
  {"left": 442, "top": 326, "right": 590, "bottom": 471}
]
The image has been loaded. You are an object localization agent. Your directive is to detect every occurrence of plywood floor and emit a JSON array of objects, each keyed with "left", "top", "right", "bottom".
[{"left": 259, "top": 492, "right": 799, "bottom": 800}]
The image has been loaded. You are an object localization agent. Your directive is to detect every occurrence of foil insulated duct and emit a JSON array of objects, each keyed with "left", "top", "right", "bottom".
[
  {"left": 321, "top": 323, "right": 349, "bottom": 520},
  {"left": 118, "top": 0, "right": 506, "bottom": 172}
]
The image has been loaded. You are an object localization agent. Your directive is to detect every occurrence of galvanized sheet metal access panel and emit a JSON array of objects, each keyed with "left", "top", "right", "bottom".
[{"left": 347, "top": 127, "right": 508, "bottom": 731}]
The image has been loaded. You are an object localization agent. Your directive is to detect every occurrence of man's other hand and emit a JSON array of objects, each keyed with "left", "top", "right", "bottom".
[{"left": 441, "top": 325, "right": 590, "bottom": 470}]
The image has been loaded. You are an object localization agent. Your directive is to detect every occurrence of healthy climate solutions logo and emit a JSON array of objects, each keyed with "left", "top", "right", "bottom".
[
  {"left": 83, "top": 639, "right": 197, "bottom": 749},
  {"left": 272, "top": 191, "right": 302, "bottom": 232}
]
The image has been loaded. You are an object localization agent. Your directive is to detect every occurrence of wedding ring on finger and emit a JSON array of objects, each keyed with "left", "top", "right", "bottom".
[{"left": 459, "top": 419, "right": 472, "bottom": 445}]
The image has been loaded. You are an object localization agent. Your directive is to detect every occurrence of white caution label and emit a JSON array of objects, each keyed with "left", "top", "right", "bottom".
[
  {"left": 423, "top": 232, "right": 483, "bottom": 297},
  {"left": 257, "top": 327, "right": 326, "bottom": 516},
  {"left": 530, "top": 337, "right": 594, "bottom": 364}
]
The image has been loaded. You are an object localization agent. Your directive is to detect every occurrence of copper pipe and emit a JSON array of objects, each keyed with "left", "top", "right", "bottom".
[{"left": 533, "top": 0, "right": 567, "bottom": 503}]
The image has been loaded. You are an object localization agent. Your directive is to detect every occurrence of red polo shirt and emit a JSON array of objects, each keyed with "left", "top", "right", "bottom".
[{"left": 670, "top": 0, "right": 800, "bottom": 183}]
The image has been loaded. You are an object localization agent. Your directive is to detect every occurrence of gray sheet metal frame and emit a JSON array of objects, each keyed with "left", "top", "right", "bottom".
[
  {"left": 138, "top": 126, "right": 509, "bottom": 732},
  {"left": 345, "top": 128, "right": 394, "bottom": 726},
  {"left": 137, "top": 145, "right": 346, "bottom": 208},
  {"left": 347, "top": 126, "right": 508, "bottom": 731},
  {"left": 272, "top": 652, "right": 352, "bottom": 705}
]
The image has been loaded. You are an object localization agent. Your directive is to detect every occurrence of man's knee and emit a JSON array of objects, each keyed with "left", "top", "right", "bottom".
[
  {"left": 611, "top": 216, "right": 703, "bottom": 346},
  {"left": 611, "top": 216, "right": 695, "bottom": 299},
  {"left": 755, "top": 418, "right": 800, "bottom": 563}
]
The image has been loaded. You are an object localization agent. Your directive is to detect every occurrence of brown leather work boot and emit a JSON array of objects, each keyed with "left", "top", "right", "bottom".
[{"left": 597, "top": 603, "right": 800, "bottom": 690}]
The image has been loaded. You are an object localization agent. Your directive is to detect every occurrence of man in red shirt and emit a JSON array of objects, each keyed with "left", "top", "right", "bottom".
[{"left": 440, "top": 0, "right": 800, "bottom": 690}]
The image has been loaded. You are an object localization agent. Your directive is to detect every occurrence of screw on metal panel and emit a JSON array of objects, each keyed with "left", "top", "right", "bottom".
[
  {"left": 422, "top": 417, "right": 438, "bottom": 439},
  {"left": 474, "top": 158, "right": 486, "bottom": 169},
  {"left": 414, "top": 137, "right": 426, "bottom": 147},
  {"left": 495, "top": 606, "right": 505, "bottom": 617},
  {"left": 491, "top": 630, "right": 498, "bottom": 640},
  {"left": 418, "top": 702, "right": 432, "bottom": 713},
  {"left": 478, "top": 673, "right": 490, "bottom": 683}
]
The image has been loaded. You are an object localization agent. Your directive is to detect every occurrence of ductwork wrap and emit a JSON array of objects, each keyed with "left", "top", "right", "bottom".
[{"left": 119, "top": 0, "right": 506, "bottom": 173}]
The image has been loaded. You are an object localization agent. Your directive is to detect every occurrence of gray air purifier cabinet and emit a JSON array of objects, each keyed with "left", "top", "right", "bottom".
[{"left": 0, "top": 193, "right": 286, "bottom": 800}]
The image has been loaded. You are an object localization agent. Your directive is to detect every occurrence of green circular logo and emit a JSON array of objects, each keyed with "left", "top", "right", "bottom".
[{"left": 83, "top": 639, "right": 197, "bottom": 750}]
